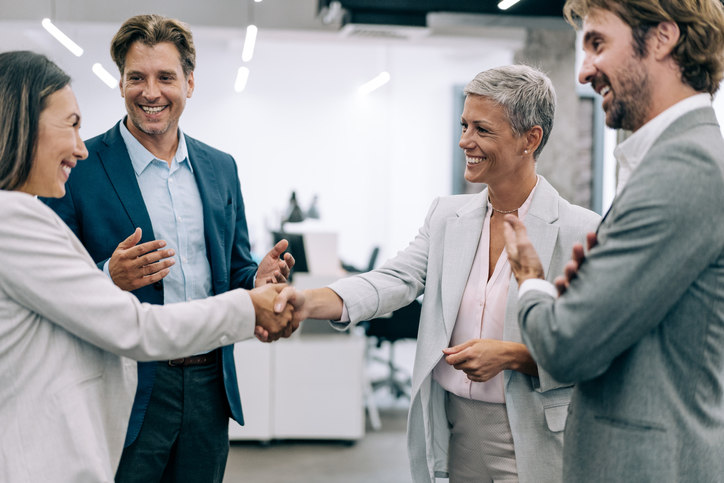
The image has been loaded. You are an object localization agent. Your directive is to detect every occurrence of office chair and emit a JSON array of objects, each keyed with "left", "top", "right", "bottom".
[{"left": 364, "top": 300, "right": 421, "bottom": 401}]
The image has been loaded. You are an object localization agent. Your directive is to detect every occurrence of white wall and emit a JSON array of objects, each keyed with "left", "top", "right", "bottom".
[{"left": 2, "top": 21, "right": 517, "bottom": 267}]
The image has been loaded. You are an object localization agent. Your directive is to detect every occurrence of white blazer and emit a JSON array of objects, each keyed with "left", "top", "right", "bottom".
[
  {"left": 0, "top": 192, "right": 256, "bottom": 482},
  {"left": 330, "top": 176, "right": 600, "bottom": 483}
]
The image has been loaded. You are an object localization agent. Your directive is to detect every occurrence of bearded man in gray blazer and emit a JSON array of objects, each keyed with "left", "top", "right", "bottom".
[
  {"left": 272, "top": 65, "right": 600, "bottom": 483},
  {"left": 504, "top": 1, "right": 724, "bottom": 482}
]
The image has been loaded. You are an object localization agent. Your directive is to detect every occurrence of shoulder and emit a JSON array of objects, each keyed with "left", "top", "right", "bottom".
[
  {"left": 0, "top": 192, "right": 63, "bottom": 235},
  {"left": 185, "top": 134, "right": 235, "bottom": 163},
  {"left": 557, "top": 196, "right": 601, "bottom": 231},
  {"left": 431, "top": 193, "right": 484, "bottom": 214}
]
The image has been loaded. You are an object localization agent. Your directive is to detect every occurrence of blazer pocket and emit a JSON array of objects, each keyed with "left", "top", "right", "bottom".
[{"left": 543, "top": 403, "right": 569, "bottom": 432}]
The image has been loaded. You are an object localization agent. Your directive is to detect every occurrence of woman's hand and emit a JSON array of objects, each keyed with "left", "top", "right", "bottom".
[{"left": 443, "top": 339, "right": 538, "bottom": 382}]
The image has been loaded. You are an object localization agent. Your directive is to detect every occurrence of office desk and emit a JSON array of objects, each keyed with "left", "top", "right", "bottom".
[{"left": 229, "top": 274, "right": 365, "bottom": 442}]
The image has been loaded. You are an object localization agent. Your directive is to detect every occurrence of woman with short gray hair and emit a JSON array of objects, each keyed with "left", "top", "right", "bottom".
[{"left": 276, "top": 64, "right": 600, "bottom": 482}]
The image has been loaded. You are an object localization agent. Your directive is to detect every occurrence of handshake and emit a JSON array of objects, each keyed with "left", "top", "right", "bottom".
[{"left": 247, "top": 284, "right": 307, "bottom": 342}]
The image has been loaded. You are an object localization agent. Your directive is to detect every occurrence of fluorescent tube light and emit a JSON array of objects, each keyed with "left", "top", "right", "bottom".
[
  {"left": 92, "top": 63, "right": 118, "bottom": 89},
  {"left": 497, "top": 0, "right": 521, "bottom": 10},
  {"left": 357, "top": 71, "right": 390, "bottom": 96},
  {"left": 41, "top": 18, "right": 83, "bottom": 57},
  {"left": 235, "top": 66, "right": 250, "bottom": 93},
  {"left": 241, "top": 25, "right": 258, "bottom": 63}
]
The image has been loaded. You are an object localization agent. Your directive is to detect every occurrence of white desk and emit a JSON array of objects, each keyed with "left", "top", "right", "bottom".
[{"left": 229, "top": 274, "right": 365, "bottom": 442}]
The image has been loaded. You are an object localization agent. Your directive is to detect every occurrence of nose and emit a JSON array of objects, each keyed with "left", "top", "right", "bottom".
[
  {"left": 459, "top": 127, "right": 474, "bottom": 150},
  {"left": 578, "top": 53, "right": 596, "bottom": 85},
  {"left": 74, "top": 131, "right": 88, "bottom": 161},
  {"left": 143, "top": 78, "right": 161, "bottom": 100}
]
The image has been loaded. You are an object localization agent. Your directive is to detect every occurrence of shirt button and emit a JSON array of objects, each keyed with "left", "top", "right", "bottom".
[{"left": 177, "top": 216, "right": 182, "bottom": 221}]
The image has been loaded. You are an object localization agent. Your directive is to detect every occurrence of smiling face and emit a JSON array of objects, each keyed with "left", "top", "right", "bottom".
[
  {"left": 459, "top": 95, "right": 531, "bottom": 187},
  {"left": 120, "top": 41, "right": 194, "bottom": 143},
  {"left": 19, "top": 85, "right": 88, "bottom": 198},
  {"left": 579, "top": 8, "right": 653, "bottom": 131}
]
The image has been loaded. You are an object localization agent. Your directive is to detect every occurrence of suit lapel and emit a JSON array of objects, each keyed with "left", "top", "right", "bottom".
[
  {"left": 503, "top": 178, "right": 559, "bottom": 386},
  {"left": 186, "top": 138, "right": 225, "bottom": 276},
  {"left": 440, "top": 191, "right": 486, "bottom": 338},
  {"left": 98, "top": 123, "right": 155, "bottom": 240}
]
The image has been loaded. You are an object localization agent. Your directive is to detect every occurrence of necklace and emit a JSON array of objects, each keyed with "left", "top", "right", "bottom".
[{"left": 490, "top": 205, "right": 518, "bottom": 214}]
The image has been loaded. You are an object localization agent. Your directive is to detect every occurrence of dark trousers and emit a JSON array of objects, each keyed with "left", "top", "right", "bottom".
[{"left": 115, "top": 356, "right": 231, "bottom": 483}]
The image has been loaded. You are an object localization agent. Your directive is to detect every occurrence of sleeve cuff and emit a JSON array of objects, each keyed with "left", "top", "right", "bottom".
[
  {"left": 103, "top": 259, "right": 111, "bottom": 278},
  {"left": 518, "top": 278, "right": 557, "bottom": 299},
  {"left": 339, "top": 303, "right": 350, "bottom": 323}
]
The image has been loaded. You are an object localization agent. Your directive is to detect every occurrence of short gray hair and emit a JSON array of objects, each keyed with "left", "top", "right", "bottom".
[{"left": 464, "top": 65, "right": 556, "bottom": 159}]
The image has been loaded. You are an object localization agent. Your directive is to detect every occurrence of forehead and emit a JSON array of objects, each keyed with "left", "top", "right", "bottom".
[
  {"left": 41, "top": 85, "right": 79, "bottom": 119},
  {"left": 582, "top": 8, "right": 632, "bottom": 41},
  {"left": 124, "top": 41, "right": 183, "bottom": 72},
  {"left": 462, "top": 95, "right": 508, "bottom": 122}
]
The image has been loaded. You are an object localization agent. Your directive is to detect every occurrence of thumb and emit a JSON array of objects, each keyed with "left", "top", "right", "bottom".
[
  {"left": 274, "top": 286, "right": 295, "bottom": 313},
  {"left": 442, "top": 339, "right": 473, "bottom": 355},
  {"left": 118, "top": 228, "right": 142, "bottom": 250}
]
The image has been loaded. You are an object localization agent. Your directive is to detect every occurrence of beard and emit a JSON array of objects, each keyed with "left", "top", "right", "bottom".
[
  {"left": 128, "top": 113, "right": 173, "bottom": 136},
  {"left": 600, "top": 57, "right": 651, "bottom": 131}
]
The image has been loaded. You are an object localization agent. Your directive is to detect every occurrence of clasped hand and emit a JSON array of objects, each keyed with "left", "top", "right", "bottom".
[
  {"left": 442, "top": 339, "right": 516, "bottom": 382},
  {"left": 249, "top": 284, "right": 298, "bottom": 342}
]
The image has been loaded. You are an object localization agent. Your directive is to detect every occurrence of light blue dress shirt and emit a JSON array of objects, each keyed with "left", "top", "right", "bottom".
[{"left": 110, "top": 120, "right": 213, "bottom": 305}]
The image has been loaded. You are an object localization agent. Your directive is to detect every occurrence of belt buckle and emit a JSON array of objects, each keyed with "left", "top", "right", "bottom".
[{"left": 168, "top": 358, "right": 185, "bottom": 367}]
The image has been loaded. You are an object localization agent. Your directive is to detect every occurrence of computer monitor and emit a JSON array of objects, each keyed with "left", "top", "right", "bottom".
[{"left": 271, "top": 231, "right": 308, "bottom": 279}]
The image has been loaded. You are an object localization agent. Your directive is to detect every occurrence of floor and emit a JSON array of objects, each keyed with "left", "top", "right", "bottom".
[{"left": 223, "top": 340, "right": 417, "bottom": 483}]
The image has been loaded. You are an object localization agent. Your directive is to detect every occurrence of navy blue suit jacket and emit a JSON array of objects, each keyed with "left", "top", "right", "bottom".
[{"left": 44, "top": 121, "right": 254, "bottom": 446}]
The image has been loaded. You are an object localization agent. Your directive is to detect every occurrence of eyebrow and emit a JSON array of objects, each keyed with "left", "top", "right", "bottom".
[{"left": 582, "top": 30, "right": 601, "bottom": 46}]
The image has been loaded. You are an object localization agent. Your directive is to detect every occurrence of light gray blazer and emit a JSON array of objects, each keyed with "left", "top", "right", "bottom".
[
  {"left": 330, "top": 176, "right": 600, "bottom": 483},
  {"left": 518, "top": 107, "right": 724, "bottom": 482},
  {"left": 0, "top": 192, "right": 256, "bottom": 483}
]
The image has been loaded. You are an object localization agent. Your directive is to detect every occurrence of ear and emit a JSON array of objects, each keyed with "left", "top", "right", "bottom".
[
  {"left": 651, "top": 21, "right": 680, "bottom": 61},
  {"left": 186, "top": 71, "right": 195, "bottom": 98},
  {"left": 523, "top": 126, "right": 543, "bottom": 155}
]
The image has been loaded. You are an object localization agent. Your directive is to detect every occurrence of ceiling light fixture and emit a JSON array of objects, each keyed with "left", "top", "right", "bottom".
[
  {"left": 92, "top": 63, "right": 118, "bottom": 89},
  {"left": 41, "top": 18, "right": 83, "bottom": 57},
  {"left": 358, "top": 71, "right": 391, "bottom": 96},
  {"left": 497, "top": 0, "right": 522, "bottom": 10},
  {"left": 241, "top": 25, "right": 258, "bottom": 62},
  {"left": 235, "top": 66, "right": 251, "bottom": 93}
]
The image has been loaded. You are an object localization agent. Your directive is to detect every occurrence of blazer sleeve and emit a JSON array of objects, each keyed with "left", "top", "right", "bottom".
[
  {"left": 330, "top": 197, "right": 438, "bottom": 325},
  {"left": 0, "top": 196, "right": 256, "bottom": 361},
  {"left": 518, "top": 136, "right": 724, "bottom": 383}
]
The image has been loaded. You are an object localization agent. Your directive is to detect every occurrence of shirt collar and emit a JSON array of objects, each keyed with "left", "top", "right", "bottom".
[
  {"left": 119, "top": 118, "right": 191, "bottom": 175},
  {"left": 614, "top": 93, "right": 711, "bottom": 194}
]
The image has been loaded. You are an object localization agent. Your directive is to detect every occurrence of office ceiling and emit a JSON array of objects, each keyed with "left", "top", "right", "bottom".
[
  {"left": 321, "top": 0, "right": 569, "bottom": 27},
  {"left": 0, "top": 0, "right": 567, "bottom": 32}
]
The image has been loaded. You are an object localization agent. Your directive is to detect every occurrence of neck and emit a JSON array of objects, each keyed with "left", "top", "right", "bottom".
[
  {"left": 126, "top": 118, "right": 179, "bottom": 165},
  {"left": 635, "top": 70, "right": 701, "bottom": 132},
  {"left": 487, "top": 170, "right": 537, "bottom": 213}
]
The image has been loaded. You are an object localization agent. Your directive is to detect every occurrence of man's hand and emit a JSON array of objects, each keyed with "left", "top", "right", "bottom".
[
  {"left": 108, "top": 228, "right": 175, "bottom": 291},
  {"left": 442, "top": 339, "right": 538, "bottom": 381},
  {"left": 249, "top": 284, "right": 294, "bottom": 342},
  {"left": 502, "top": 214, "right": 545, "bottom": 285},
  {"left": 255, "top": 240, "right": 295, "bottom": 287},
  {"left": 554, "top": 232, "right": 597, "bottom": 296},
  {"left": 254, "top": 286, "right": 306, "bottom": 342}
]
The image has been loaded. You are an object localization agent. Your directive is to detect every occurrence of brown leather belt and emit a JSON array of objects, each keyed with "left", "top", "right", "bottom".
[{"left": 168, "top": 349, "right": 218, "bottom": 367}]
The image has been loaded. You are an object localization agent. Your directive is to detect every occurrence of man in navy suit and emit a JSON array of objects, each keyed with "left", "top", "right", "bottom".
[{"left": 45, "top": 14, "right": 293, "bottom": 483}]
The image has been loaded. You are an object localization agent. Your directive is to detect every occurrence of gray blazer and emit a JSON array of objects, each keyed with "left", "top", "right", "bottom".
[
  {"left": 330, "top": 176, "right": 600, "bottom": 483},
  {"left": 518, "top": 107, "right": 724, "bottom": 482},
  {"left": 0, "top": 192, "right": 255, "bottom": 482}
]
